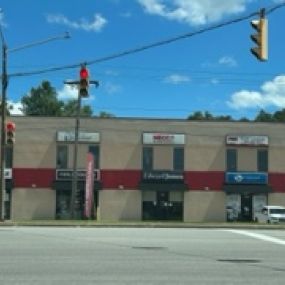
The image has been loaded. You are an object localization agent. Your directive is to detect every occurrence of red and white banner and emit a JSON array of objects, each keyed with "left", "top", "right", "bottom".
[{"left": 84, "top": 153, "right": 94, "bottom": 219}]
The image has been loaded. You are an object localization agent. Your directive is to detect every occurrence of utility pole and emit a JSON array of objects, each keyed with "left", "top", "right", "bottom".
[
  {"left": 64, "top": 65, "right": 99, "bottom": 219},
  {"left": 0, "top": 21, "right": 70, "bottom": 220},
  {"left": 0, "top": 41, "right": 7, "bottom": 220}
]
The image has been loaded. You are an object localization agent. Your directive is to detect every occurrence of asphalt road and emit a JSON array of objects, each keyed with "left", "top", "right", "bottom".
[{"left": 0, "top": 227, "right": 285, "bottom": 284}]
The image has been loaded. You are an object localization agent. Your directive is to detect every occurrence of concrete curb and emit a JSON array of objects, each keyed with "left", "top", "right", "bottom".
[{"left": 1, "top": 221, "right": 285, "bottom": 229}]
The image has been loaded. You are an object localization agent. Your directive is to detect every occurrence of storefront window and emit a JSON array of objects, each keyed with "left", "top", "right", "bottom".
[
  {"left": 143, "top": 147, "right": 153, "bottom": 170},
  {"left": 88, "top": 145, "right": 100, "bottom": 169},
  {"left": 257, "top": 149, "right": 268, "bottom": 172},
  {"left": 56, "top": 145, "right": 68, "bottom": 169},
  {"left": 173, "top": 147, "right": 184, "bottom": 171},
  {"left": 226, "top": 149, "right": 237, "bottom": 171}
]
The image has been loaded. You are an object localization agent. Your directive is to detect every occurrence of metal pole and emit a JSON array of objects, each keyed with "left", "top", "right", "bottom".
[
  {"left": 0, "top": 43, "right": 7, "bottom": 220},
  {"left": 70, "top": 91, "right": 81, "bottom": 219}
]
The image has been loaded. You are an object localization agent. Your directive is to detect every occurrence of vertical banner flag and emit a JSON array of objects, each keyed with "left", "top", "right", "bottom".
[{"left": 85, "top": 153, "right": 94, "bottom": 218}]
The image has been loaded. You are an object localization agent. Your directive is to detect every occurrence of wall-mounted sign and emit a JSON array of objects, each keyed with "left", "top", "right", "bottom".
[
  {"left": 226, "top": 135, "right": 268, "bottom": 146},
  {"left": 143, "top": 133, "right": 185, "bottom": 145},
  {"left": 225, "top": 172, "right": 268, "bottom": 185},
  {"left": 4, "top": 168, "right": 12, "bottom": 179},
  {"left": 143, "top": 171, "right": 184, "bottom": 182},
  {"left": 57, "top": 131, "right": 100, "bottom": 143},
  {"left": 56, "top": 169, "right": 100, "bottom": 181}
]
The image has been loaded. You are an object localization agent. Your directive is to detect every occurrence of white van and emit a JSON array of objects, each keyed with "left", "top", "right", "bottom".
[{"left": 254, "top": 205, "right": 285, "bottom": 224}]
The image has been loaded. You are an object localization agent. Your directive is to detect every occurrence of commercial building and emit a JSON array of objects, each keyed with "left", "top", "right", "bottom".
[{"left": 3, "top": 116, "right": 285, "bottom": 222}]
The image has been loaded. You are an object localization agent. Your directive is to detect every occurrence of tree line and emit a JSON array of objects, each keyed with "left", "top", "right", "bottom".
[
  {"left": 6, "top": 80, "right": 114, "bottom": 118},
  {"left": 187, "top": 110, "right": 285, "bottom": 122},
  {"left": 4, "top": 80, "right": 285, "bottom": 122}
]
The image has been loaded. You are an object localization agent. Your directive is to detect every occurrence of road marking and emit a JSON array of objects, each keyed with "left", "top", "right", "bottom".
[{"left": 224, "top": 229, "right": 285, "bottom": 245}]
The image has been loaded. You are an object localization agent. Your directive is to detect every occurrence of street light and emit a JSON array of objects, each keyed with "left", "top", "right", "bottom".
[{"left": 0, "top": 17, "right": 70, "bottom": 220}]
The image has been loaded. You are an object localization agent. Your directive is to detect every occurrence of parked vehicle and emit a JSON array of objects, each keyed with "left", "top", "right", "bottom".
[{"left": 254, "top": 205, "right": 285, "bottom": 224}]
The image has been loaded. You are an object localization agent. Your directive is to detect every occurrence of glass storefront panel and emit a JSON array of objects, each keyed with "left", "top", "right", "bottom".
[{"left": 142, "top": 191, "right": 183, "bottom": 221}]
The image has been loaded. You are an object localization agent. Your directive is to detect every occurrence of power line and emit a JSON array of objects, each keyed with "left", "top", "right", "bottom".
[{"left": 9, "top": 2, "right": 285, "bottom": 79}]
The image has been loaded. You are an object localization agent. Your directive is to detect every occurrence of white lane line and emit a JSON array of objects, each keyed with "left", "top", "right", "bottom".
[{"left": 223, "top": 229, "right": 285, "bottom": 245}]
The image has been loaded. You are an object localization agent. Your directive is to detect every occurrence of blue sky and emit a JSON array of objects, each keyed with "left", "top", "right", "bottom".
[{"left": 1, "top": 0, "right": 285, "bottom": 119}]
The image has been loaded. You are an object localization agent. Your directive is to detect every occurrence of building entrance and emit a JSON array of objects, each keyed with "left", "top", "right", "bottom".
[
  {"left": 56, "top": 190, "right": 98, "bottom": 219},
  {"left": 240, "top": 194, "right": 252, "bottom": 221},
  {"left": 142, "top": 191, "right": 183, "bottom": 221},
  {"left": 226, "top": 193, "right": 268, "bottom": 222}
]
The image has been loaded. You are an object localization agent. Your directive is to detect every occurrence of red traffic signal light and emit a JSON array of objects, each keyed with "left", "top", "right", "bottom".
[
  {"left": 6, "top": 121, "right": 16, "bottom": 145},
  {"left": 79, "top": 66, "right": 89, "bottom": 97},
  {"left": 80, "top": 66, "right": 89, "bottom": 79}
]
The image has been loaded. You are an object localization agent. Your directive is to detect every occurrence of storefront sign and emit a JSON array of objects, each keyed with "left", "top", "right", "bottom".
[
  {"left": 143, "top": 133, "right": 185, "bottom": 145},
  {"left": 56, "top": 169, "right": 100, "bottom": 181},
  {"left": 143, "top": 171, "right": 184, "bottom": 182},
  {"left": 57, "top": 131, "right": 100, "bottom": 143},
  {"left": 226, "top": 135, "right": 268, "bottom": 146},
  {"left": 225, "top": 172, "right": 268, "bottom": 184}
]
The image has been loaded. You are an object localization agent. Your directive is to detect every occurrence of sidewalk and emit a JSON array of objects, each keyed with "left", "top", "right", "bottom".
[{"left": 1, "top": 220, "right": 285, "bottom": 229}]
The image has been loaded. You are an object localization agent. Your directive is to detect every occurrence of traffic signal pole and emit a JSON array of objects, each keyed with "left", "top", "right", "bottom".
[
  {"left": 64, "top": 65, "right": 99, "bottom": 219},
  {"left": 70, "top": 89, "right": 81, "bottom": 219}
]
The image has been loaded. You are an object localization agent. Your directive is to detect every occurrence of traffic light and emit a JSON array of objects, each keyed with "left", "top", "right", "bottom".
[
  {"left": 250, "top": 9, "right": 268, "bottom": 61},
  {"left": 6, "top": 121, "right": 16, "bottom": 145},
  {"left": 79, "top": 65, "right": 89, "bottom": 97}
]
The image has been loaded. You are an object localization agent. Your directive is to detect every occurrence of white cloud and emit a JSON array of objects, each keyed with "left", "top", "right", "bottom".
[
  {"left": 0, "top": 9, "right": 7, "bottom": 27},
  {"left": 8, "top": 101, "right": 24, "bottom": 115},
  {"left": 104, "top": 82, "right": 122, "bottom": 94},
  {"left": 211, "top": 78, "right": 220, "bottom": 85},
  {"left": 137, "top": 0, "right": 250, "bottom": 26},
  {"left": 58, "top": 84, "right": 78, "bottom": 100},
  {"left": 164, "top": 74, "right": 191, "bottom": 84},
  {"left": 227, "top": 75, "right": 285, "bottom": 109},
  {"left": 46, "top": 13, "right": 107, "bottom": 32},
  {"left": 218, "top": 56, "right": 237, "bottom": 67},
  {"left": 105, "top": 69, "right": 120, "bottom": 76},
  {"left": 120, "top": 12, "right": 132, "bottom": 18}
]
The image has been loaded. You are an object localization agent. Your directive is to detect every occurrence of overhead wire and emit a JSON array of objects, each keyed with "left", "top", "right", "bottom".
[{"left": 8, "top": 1, "right": 285, "bottom": 79}]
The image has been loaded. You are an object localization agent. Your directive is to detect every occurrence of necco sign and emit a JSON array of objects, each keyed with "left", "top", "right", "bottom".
[{"left": 143, "top": 133, "right": 185, "bottom": 145}]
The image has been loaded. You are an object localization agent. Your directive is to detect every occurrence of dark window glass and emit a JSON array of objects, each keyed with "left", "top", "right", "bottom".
[
  {"left": 173, "top": 147, "right": 184, "bottom": 171},
  {"left": 88, "top": 145, "right": 100, "bottom": 169},
  {"left": 56, "top": 145, "right": 68, "bottom": 169},
  {"left": 143, "top": 147, "right": 153, "bottom": 170},
  {"left": 226, "top": 149, "right": 237, "bottom": 171},
  {"left": 5, "top": 147, "right": 13, "bottom": 168},
  {"left": 257, "top": 149, "right": 268, "bottom": 172}
]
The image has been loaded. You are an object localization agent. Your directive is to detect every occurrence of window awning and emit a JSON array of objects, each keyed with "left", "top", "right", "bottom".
[{"left": 223, "top": 184, "right": 272, "bottom": 194}]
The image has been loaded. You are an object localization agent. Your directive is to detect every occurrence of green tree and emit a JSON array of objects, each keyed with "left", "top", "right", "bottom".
[
  {"left": 98, "top": 111, "right": 115, "bottom": 118},
  {"left": 214, "top": 115, "right": 233, "bottom": 121},
  {"left": 62, "top": 100, "right": 92, "bottom": 117},
  {"left": 21, "top": 81, "right": 93, "bottom": 117},
  {"left": 0, "top": 102, "right": 12, "bottom": 116},
  {"left": 21, "top": 81, "right": 64, "bottom": 116},
  {"left": 239, "top": 117, "right": 250, "bottom": 122},
  {"left": 187, "top": 111, "right": 233, "bottom": 121},
  {"left": 254, "top": 109, "right": 274, "bottom": 122},
  {"left": 187, "top": 111, "right": 205, "bottom": 120},
  {"left": 273, "top": 109, "right": 285, "bottom": 122}
]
